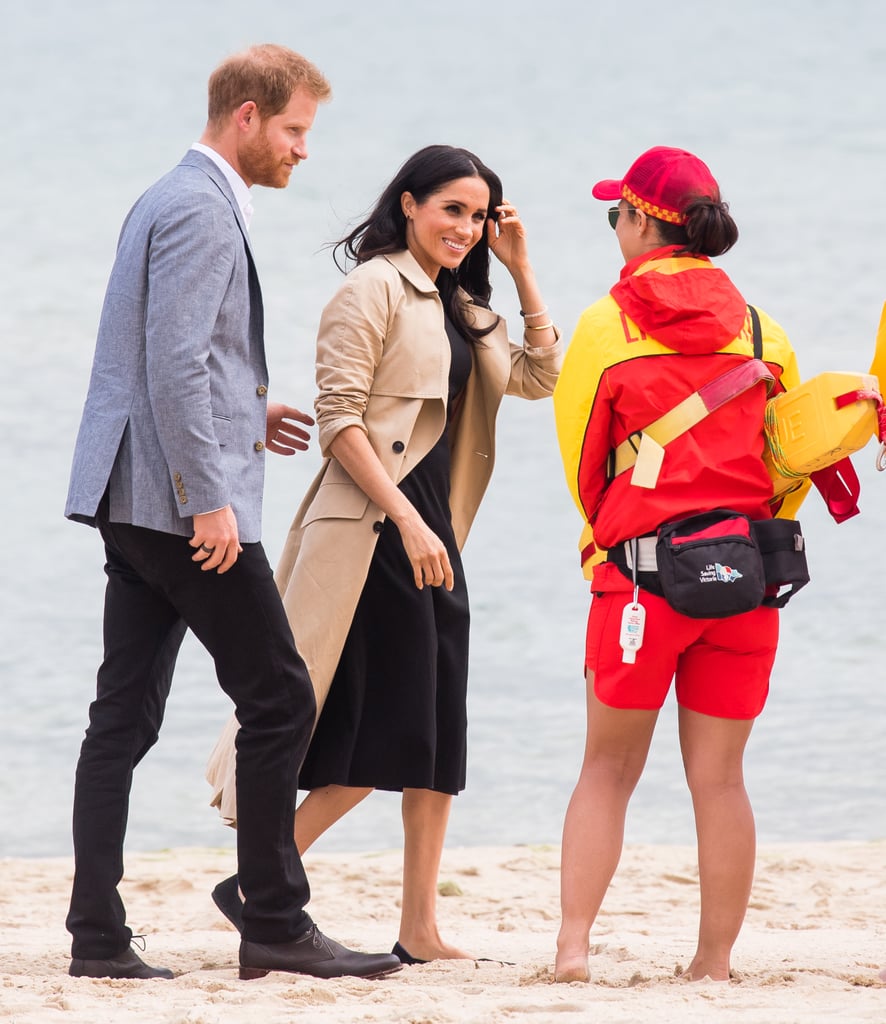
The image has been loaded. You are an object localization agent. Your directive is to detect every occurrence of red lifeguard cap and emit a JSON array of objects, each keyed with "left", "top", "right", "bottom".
[{"left": 592, "top": 146, "right": 720, "bottom": 225}]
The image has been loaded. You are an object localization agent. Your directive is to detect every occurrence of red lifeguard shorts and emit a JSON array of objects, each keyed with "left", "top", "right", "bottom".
[{"left": 585, "top": 562, "right": 778, "bottom": 719}]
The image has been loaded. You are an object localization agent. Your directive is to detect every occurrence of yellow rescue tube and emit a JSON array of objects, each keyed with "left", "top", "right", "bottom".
[
  {"left": 870, "top": 302, "right": 886, "bottom": 384},
  {"left": 764, "top": 371, "right": 881, "bottom": 496}
]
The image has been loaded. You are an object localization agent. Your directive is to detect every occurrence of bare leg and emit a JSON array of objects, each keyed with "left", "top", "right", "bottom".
[
  {"left": 555, "top": 677, "right": 659, "bottom": 983},
  {"left": 294, "top": 785, "right": 373, "bottom": 853},
  {"left": 397, "top": 787, "right": 471, "bottom": 960},
  {"left": 225, "top": 786, "right": 373, "bottom": 903},
  {"left": 678, "top": 706, "right": 756, "bottom": 981},
  {"left": 216, "top": 786, "right": 374, "bottom": 928}
]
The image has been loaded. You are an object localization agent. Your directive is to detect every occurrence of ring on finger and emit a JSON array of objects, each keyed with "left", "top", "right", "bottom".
[{"left": 200, "top": 543, "right": 216, "bottom": 554}]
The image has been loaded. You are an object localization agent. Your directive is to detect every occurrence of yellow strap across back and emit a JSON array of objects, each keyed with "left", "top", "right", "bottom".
[
  {"left": 612, "top": 358, "right": 774, "bottom": 487},
  {"left": 612, "top": 391, "right": 708, "bottom": 477}
]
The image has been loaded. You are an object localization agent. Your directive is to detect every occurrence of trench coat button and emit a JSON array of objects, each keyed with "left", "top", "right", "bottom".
[
  {"left": 256, "top": 384, "right": 268, "bottom": 396},
  {"left": 392, "top": 440, "right": 405, "bottom": 454},
  {"left": 254, "top": 441, "right": 265, "bottom": 452},
  {"left": 372, "top": 520, "right": 384, "bottom": 534}
]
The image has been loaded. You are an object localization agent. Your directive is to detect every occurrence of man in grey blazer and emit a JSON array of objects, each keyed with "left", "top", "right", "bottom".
[{"left": 64, "top": 44, "right": 400, "bottom": 982}]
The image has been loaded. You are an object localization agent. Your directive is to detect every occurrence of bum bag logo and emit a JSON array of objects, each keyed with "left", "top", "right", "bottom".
[
  {"left": 715, "top": 563, "right": 744, "bottom": 583},
  {"left": 696, "top": 563, "right": 744, "bottom": 584}
]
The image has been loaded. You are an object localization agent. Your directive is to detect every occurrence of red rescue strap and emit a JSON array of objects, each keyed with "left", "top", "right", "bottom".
[
  {"left": 809, "top": 459, "right": 860, "bottom": 523},
  {"left": 699, "top": 357, "right": 775, "bottom": 409},
  {"left": 834, "top": 387, "right": 886, "bottom": 442},
  {"left": 580, "top": 540, "right": 597, "bottom": 566}
]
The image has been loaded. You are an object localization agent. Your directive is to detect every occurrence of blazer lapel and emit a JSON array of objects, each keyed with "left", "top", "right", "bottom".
[
  {"left": 180, "top": 150, "right": 263, "bottom": 344},
  {"left": 180, "top": 150, "right": 257, "bottom": 262}
]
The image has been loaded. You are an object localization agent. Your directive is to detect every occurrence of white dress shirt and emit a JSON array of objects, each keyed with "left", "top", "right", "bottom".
[{"left": 190, "top": 143, "right": 254, "bottom": 228}]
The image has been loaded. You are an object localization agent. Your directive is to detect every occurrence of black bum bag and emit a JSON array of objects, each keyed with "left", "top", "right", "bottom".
[{"left": 611, "top": 510, "right": 809, "bottom": 618}]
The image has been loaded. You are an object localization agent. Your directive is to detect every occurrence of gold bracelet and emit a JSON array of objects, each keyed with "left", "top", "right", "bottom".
[
  {"left": 525, "top": 321, "right": 555, "bottom": 331},
  {"left": 520, "top": 306, "right": 548, "bottom": 319}
]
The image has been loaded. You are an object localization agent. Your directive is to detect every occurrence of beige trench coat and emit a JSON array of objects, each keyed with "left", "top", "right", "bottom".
[{"left": 206, "top": 249, "right": 562, "bottom": 823}]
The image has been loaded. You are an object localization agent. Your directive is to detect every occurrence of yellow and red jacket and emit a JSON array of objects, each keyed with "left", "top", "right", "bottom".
[{"left": 554, "top": 247, "right": 805, "bottom": 576}]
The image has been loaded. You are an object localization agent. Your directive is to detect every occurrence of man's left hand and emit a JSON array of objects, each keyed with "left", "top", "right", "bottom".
[{"left": 266, "top": 402, "right": 315, "bottom": 455}]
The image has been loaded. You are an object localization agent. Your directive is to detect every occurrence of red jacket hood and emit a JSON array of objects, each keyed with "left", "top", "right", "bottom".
[{"left": 610, "top": 246, "right": 748, "bottom": 354}]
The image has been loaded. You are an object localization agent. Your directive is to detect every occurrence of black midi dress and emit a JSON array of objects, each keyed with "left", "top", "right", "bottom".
[{"left": 298, "top": 317, "right": 474, "bottom": 796}]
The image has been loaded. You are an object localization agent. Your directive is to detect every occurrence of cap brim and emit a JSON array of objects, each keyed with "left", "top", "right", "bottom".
[{"left": 591, "top": 178, "right": 623, "bottom": 201}]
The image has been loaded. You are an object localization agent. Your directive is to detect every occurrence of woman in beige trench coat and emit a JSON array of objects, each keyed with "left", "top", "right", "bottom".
[{"left": 207, "top": 145, "right": 562, "bottom": 962}]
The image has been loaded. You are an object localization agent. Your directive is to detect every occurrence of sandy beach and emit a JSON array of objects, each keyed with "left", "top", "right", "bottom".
[{"left": 1, "top": 841, "right": 883, "bottom": 1023}]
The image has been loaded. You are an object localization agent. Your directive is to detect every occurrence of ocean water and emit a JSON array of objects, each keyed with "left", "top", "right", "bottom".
[{"left": 2, "top": 0, "right": 885, "bottom": 859}]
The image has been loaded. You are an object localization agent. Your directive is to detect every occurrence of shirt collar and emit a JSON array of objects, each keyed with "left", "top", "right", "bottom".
[{"left": 190, "top": 143, "right": 254, "bottom": 228}]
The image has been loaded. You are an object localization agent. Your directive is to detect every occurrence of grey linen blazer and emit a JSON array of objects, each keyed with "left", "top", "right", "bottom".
[{"left": 66, "top": 150, "right": 270, "bottom": 543}]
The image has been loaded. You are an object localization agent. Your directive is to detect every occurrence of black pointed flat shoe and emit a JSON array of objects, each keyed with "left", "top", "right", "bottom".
[
  {"left": 391, "top": 940, "right": 514, "bottom": 967},
  {"left": 211, "top": 873, "right": 244, "bottom": 933},
  {"left": 391, "top": 941, "right": 428, "bottom": 965}
]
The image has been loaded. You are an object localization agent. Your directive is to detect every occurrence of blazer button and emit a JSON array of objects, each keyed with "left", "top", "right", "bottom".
[
  {"left": 173, "top": 472, "right": 182, "bottom": 482},
  {"left": 392, "top": 440, "right": 405, "bottom": 453},
  {"left": 179, "top": 496, "right": 188, "bottom": 505},
  {"left": 372, "top": 520, "right": 384, "bottom": 534},
  {"left": 256, "top": 385, "right": 268, "bottom": 396},
  {"left": 254, "top": 441, "right": 265, "bottom": 452}
]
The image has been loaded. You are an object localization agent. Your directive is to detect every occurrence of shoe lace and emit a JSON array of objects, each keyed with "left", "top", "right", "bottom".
[{"left": 130, "top": 934, "right": 147, "bottom": 952}]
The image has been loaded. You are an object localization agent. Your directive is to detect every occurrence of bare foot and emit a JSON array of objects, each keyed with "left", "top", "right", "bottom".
[
  {"left": 554, "top": 954, "right": 590, "bottom": 983},
  {"left": 679, "top": 962, "right": 730, "bottom": 982}
]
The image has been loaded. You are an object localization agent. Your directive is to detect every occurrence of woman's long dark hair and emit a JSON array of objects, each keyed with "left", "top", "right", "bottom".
[{"left": 334, "top": 145, "right": 503, "bottom": 344}]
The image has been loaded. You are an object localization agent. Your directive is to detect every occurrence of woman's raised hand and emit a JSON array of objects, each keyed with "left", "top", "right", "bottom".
[{"left": 487, "top": 199, "right": 530, "bottom": 272}]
